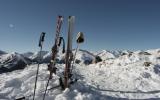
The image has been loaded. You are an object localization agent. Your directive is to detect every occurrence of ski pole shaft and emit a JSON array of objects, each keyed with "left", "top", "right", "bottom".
[
  {"left": 71, "top": 32, "right": 84, "bottom": 73},
  {"left": 42, "top": 77, "right": 50, "bottom": 100},
  {"left": 70, "top": 44, "right": 79, "bottom": 73}
]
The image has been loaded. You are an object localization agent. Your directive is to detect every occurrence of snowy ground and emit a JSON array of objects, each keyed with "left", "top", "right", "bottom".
[{"left": 0, "top": 49, "right": 160, "bottom": 100}]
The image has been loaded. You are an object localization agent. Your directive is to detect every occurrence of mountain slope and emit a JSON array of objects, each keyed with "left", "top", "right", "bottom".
[
  {"left": 0, "top": 50, "right": 7, "bottom": 56},
  {"left": 22, "top": 52, "right": 34, "bottom": 58},
  {"left": 29, "top": 51, "right": 49, "bottom": 62},
  {"left": 0, "top": 52, "right": 31, "bottom": 73}
]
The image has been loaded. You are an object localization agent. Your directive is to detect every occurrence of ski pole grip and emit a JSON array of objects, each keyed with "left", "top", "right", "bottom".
[
  {"left": 41, "top": 32, "right": 46, "bottom": 42},
  {"left": 39, "top": 32, "right": 46, "bottom": 47}
]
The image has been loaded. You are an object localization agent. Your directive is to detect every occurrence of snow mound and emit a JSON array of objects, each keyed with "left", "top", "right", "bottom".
[
  {"left": 94, "top": 50, "right": 134, "bottom": 61},
  {"left": 96, "top": 50, "right": 116, "bottom": 60},
  {"left": 74, "top": 49, "right": 96, "bottom": 65}
]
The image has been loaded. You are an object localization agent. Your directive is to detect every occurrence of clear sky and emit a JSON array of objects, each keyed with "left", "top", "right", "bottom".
[{"left": 0, "top": 0, "right": 160, "bottom": 53}]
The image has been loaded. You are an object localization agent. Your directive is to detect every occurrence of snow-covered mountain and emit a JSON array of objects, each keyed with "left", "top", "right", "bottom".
[
  {"left": 0, "top": 50, "right": 7, "bottom": 56},
  {"left": 30, "top": 51, "right": 48, "bottom": 61},
  {"left": 42, "top": 52, "right": 52, "bottom": 63},
  {"left": 94, "top": 50, "right": 133, "bottom": 60},
  {"left": 0, "top": 52, "right": 31, "bottom": 73},
  {"left": 72, "top": 49, "right": 96, "bottom": 64},
  {"left": 22, "top": 49, "right": 97, "bottom": 64},
  {"left": 95, "top": 50, "right": 116, "bottom": 60},
  {"left": 0, "top": 48, "right": 160, "bottom": 99},
  {"left": 22, "top": 52, "right": 34, "bottom": 58}
]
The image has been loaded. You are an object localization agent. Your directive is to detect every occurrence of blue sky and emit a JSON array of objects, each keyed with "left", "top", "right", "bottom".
[{"left": 0, "top": 0, "right": 160, "bottom": 53}]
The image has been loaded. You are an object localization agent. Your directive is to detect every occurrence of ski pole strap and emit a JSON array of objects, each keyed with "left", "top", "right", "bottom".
[
  {"left": 60, "top": 37, "right": 65, "bottom": 53},
  {"left": 58, "top": 37, "right": 62, "bottom": 46},
  {"left": 57, "top": 37, "right": 65, "bottom": 53},
  {"left": 39, "top": 32, "right": 46, "bottom": 47}
]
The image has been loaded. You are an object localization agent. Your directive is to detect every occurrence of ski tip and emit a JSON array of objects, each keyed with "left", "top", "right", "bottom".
[
  {"left": 58, "top": 15, "right": 63, "bottom": 18},
  {"left": 69, "top": 16, "right": 75, "bottom": 19},
  {"left": 57, "top": 15, "right": 63, "bottom": 21}
]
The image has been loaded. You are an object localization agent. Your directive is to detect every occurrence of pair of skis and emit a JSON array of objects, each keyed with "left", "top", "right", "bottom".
[{"left": 43, "top": 16, "right": 75, "bottom": 100}]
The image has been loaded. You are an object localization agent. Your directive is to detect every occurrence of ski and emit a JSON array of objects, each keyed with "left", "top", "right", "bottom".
[
  {"left": 64, "top": 16, "right": 75, "bottom": 89},
  {"left": 43, "top": 15, "right": 64, "bottom": 100},
  {"left": 70, "top": 32, "right": 84, "bottom": 74},
  {"left": 48, "top": 15, "right": 64, "bottom": 78}
]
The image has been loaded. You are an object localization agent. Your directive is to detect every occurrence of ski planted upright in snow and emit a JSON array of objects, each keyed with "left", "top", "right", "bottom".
[
  {"left": 64, "top": 16, "right": 75, "bottom": 89},
  {"left": 43, "top": 15, "right": 65, "bottom": 100},
  {"left": 47, "top": 15, "right": 64, "bottom": 78}
]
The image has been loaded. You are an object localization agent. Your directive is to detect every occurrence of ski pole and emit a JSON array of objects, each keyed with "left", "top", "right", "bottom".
[
  {"left": 71, "top": 32, "right": 84, "bottom": 75},
  {"left": 33, "top": 32, "right": 46, "bottom": 100}
]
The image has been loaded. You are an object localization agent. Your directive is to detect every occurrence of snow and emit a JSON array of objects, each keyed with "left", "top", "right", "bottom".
[
  {"left": 95, "top": 50, "right": 116, "bottom": 60},
  {"left": 73, "top": 49, "right": 96, "bottom": 64},
  {"left": 29, "top": 51, "right": 49, "bottom": 62},
  {"left": 0, "top": 49, "right": 160, "bottom": 99}
]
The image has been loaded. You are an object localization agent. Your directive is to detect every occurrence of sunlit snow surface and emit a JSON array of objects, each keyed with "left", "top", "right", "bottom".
[{"left": 1, "top": 49, "right": 160, "bottom": 100}]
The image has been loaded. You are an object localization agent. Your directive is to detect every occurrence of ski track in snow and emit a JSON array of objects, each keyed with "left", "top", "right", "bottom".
[{"left": 1, "top": 49, "right": 160, "bottom": 99}]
